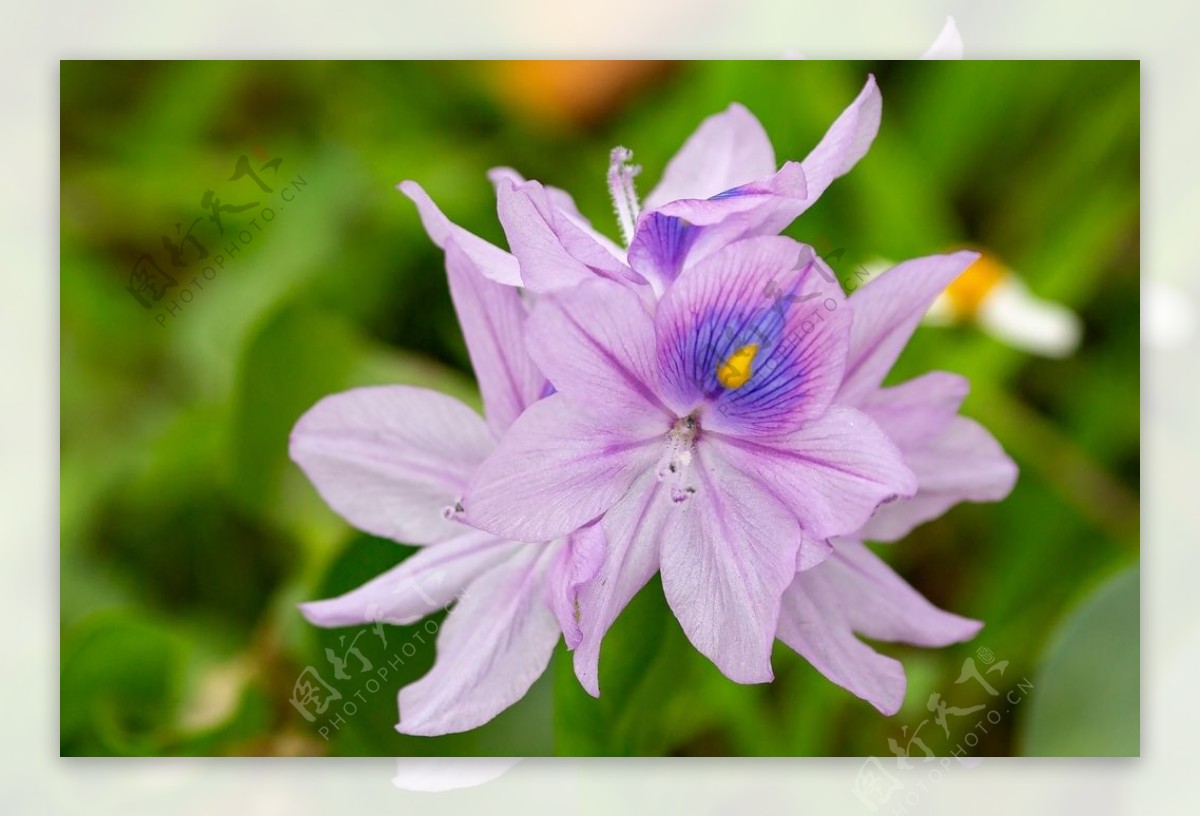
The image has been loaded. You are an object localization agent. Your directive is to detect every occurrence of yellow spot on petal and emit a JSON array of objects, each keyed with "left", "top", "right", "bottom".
[
  {"left": 946, "top": 252, "right": 1007, "bottom": 317},
  {"left": 717, "top": 343, "right": 759, "bottom": 389}
]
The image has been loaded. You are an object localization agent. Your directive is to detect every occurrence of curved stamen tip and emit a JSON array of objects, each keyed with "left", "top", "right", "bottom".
[
  {"left": 609, "top": 146, "right": 634, "bottom": 166},
  {"left": 607, "top": 145, "right": 642, "bottom": 247}
]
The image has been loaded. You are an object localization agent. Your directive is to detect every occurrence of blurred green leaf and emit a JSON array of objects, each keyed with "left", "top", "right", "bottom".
[
  {"left": 1019, "top": 565, "right": 1139, "bottom": 756},
  {"left": 62, "top": 612, "right": 188, "bottom": 756},
  {"left": 230, "top": 304, "right": 478, "bottom": 535},
  {"left": 552, "top": 578, "right": 721, "bottom": 756}
]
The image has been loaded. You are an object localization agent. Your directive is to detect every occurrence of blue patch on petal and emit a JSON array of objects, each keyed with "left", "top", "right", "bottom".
[
  {"left": 629, "top": 211, "right": 698, "bottom": 285},
  {"left": 667, "top": 256, "right": 824, "bottom": 421},
  {"left": 655, "top": 241, "right": 849, "bottom": 434},
  {"left": 688, "top": 298, "right": 795, "bottom": 405},
  {"left": 709, "top": 184, "right": 752, "bottom": 200}
]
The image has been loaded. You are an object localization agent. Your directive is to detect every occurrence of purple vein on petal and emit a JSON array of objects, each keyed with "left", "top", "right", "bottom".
[
  {"left": 559, "top": 309, "right": 674, "bottom": 418},
  {"left": 390, "top": 533, "right": 514, "bottom": 581},
  {"left": 704, "top": 430, "right": 895, "bottom": 485},
  {"left": 601, "top": 435, "right": 665, "bottom": 457},
  {"left": 577, "top": 475, "right": 667, "bottom": 695},
  {"left": 296, "top": 429, "right": 470, "bottom": 492},
  {"left": 691, "top": 446, "right": 753, "bottom": 588}
]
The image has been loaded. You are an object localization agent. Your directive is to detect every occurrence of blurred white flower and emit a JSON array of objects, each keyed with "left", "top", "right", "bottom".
[{"left": 861, "top": 252, "right": 1083, "bottom": 358}]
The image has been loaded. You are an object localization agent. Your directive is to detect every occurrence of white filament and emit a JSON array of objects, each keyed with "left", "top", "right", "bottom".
[{"left": 607, "top": 146, "right": 642, "bottom": 247}]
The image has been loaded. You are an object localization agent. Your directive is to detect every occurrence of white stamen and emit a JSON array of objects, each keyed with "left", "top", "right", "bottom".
[
  {"left": 607, "top": 146, "right": 641, "bottom": 247},
  {"left": 977, "top": 277, "right": 1082, "bottom": 358}
]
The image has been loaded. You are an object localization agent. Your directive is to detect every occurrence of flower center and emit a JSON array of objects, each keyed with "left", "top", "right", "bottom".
[{"left": 657, "top": 412, "right": 700, "bottom": 504}]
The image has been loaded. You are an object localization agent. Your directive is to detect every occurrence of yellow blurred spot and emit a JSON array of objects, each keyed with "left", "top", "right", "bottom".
[
  {"left": 946, "top": 252, "right": 1007, "bottom": 317},
  {"left": 717, "top": 344, "right": 759, "bottom": 389}
]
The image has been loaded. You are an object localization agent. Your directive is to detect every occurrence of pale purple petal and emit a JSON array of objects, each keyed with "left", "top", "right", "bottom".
[
  {"left": 797, "top": 75, "right": 882, "bottom": 208},
  {"left": 823, "top": 540, "right": 981, "bottom": 646},
  {"left": 629, "top": 162, "right": 808, "bottom": 288},
  {"left": 391, "top": 758, "right": 521, "bottom": 791},
  {"left": 859, "top": 417, "right": 1018, "bottom": 542},
  {"left": 655, "top": 236, "right": 850, "bottom": 435},
  {"left": 857, "top": 371, "right": 969, "bottom": 450},
  {"left": 648, "top": 161, "right": 807, "bottom": 227},
  {"left": 489, "top": 166, "right": 628, "bottom": 261},
  {"left": 464, "top": 394, "right": 662, "bottom": 543},
  {"left": 779, "top": 538, "right": 981, "bottom": 714},
  {"left": 658, "top": 444, "right": 801, "bottom": 685},
  {"left": 796, "top": 536, "right": 834, "bottom": 572},
  {"left": 299, "top": 529, "right": 521, "bottom": 627},
  {"left": 573, "top": 470, "right": 668, "bottom": 696},
  {"left": 290, "top": 387, "right": 493, "bottom": 546},
  {"left": 631, "top": 76, "right": 883, "bottom": 285},
  {"left": 526, "top": 279, "right": 676, "bottom": 421},
  {"left": 778, "top": 563, "right": 907, "bottom": 714},
  {"left": 398, "top": 180, "right": 522, "bottom": 287},
  {"left": 547, "top": 522, "right": 606, "bottom": 649},
  {"left": 921, "top": 17, "right": 963, "bottom": 60},
  {"left": 443, "top": 237, "right": 545, "bottom": 435},
  {"left": 495, "top": 176, "right": 643, "bottom": 292},
  {"left": 838, "top": 251, "right": 979, "bottom": 405},
  {"left": 707, "top": 406, "right": 917, "bottom": 541},
  {"left": 643, "top": 103, "right": 777, "bottom": 210},
  {"left": 397, "top": 543, "right": 561, "bottom": 736}
]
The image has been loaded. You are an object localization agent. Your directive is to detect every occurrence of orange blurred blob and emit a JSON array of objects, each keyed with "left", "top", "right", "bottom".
[
  {"left": 484, "top": 60, "right": 674, "bottom": 129},
  {"left": 946, "top": 251, "right": 1006, "bottom": 317}
]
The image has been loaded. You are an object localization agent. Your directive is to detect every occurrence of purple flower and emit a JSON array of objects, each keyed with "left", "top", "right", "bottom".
[
  {"left": 775, "top": 251, "right": 1019, "bottom": 713},
  {"left": 291, "top": 193, "right": 582, "bottom": 735},
  {"left": 463, "top": 235, "right": 921, "bottom": 693},
  {"left": 487, "top": 77, "right": 881, "bottom": 297},
  {"left": 292, "top": 72, "right": 1019, "bottom": 731}
]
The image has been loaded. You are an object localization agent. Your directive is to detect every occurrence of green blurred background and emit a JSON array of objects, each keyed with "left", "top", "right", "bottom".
[{"left": 60, "top": 60, "right": 1139, "bottom": 757}]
